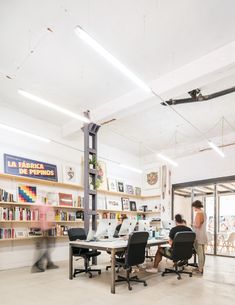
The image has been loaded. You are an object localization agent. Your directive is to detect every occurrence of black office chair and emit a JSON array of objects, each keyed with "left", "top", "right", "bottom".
[
  {"left": 68, "top": 228, "right": 101, "bottom": 278},
  {"left": 187, "top": 246, "right": 198, "bottom": 268},
  {"left": 162, "top": 231, "right": 196, "bottom": 280},
  {"left": 115, "top": 231, "right": 149, "bottom": 291}
]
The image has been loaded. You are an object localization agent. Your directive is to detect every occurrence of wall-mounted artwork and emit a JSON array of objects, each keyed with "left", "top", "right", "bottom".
[
  {"left": 63, "top": 165, "right": 77, "bottom": 184},
  {"left": 135, "top": 187, "right": 141, "bottom": 196},
  {"left": 18, "top": 185, "right": 37, "bottom": 203},
  {"left": 129, "top": 201, "right": 137, "bottom": 211},
  {"left": 97, "top": 161, "right": 108, "bottom": 190},
  {"left": 59, "top": 193, "right": 73, "bottom": 207},
  {"left": 108, "top": 178, "right": 117, "bottom": 192},
  {"left": 121, "top": 197, "right": 130, "bottom": 211},
  {"left": 126, "top": 184, "right": 134, "bottom": 195},
  {"left": 117, "top": 181, "right": 124, "bottom": 193},
  {"left": 143, "top": 168, "right": 161, "bottom": 190}
]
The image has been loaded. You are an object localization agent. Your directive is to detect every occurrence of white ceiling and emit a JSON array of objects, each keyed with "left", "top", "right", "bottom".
[{"left": 0, "top": 0, "right": 235, "bottom": 156}]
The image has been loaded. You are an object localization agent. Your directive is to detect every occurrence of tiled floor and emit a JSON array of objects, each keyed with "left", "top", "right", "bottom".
[{"left": 0, "top": 255, "right": 234, "bottom": 305}]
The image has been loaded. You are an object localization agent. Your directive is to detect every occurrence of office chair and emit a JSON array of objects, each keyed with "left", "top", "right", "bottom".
[
  {"left": 115, "top": 231, "right": 149, "bottom": 291},
  {"left": 162, "top": 231, "right": 196, "bottom": 280},
  {"left": 187, "top": 246, "right": 198, "bottom": 268},
  {"left": 68, "top": 228, "right": 101, "bottom": 278}
]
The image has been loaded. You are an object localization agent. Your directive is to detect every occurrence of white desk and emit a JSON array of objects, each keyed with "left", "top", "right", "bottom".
[{"left": 69, "top": 238, "right": 168, "bottom": 294}]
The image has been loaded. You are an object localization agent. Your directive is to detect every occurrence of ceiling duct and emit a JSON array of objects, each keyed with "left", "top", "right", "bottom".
[{"left": 161, "top": 86, "right": 235, "bottom": 106}]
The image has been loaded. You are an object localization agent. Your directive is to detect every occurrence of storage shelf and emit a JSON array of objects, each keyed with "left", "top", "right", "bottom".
[
  {"left": 0, "top": 220, "right": 83, "bottom": 223},
  {"left": 97, "top": 209, "right": 160, "bottom": 215},
  {"left": 0, "top": 173, "right": 83, "bottom": 190},
  {"left": 0, "top": 235, "right": 69, "bottom": 242},
  {"left": 0, "top": 173, "right": 160, "bottom": 200},
  {"left": 0, "top": 201, "right": 83, "bottom": 210}
]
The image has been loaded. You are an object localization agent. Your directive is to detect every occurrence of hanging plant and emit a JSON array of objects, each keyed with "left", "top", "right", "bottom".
[{"left": 89, "top": 157, "right": 103, "bottom": 189}]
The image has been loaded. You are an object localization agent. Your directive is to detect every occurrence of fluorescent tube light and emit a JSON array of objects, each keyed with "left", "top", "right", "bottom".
[
  {"left": 0, "top": 123, "right": 50, "bottom": 143},
  {"left": 18, "top": 89, "right": 90, "bottom": 123},
  {"left": 157, "top": 153, "right": 178, "bottom": 167},
  {"left": 74, "top": 26, "right": 151, "bottom": 93},
  {"left": 119, "top": 163, "right": 143, "bottom": 174},
  {"left": 208, "top": 141, "right": 225, "bottom": 158}
]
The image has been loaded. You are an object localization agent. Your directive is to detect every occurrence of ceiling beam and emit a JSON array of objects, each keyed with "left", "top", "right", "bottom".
[
  {"left": 62, "top": 41, "right": 235, "bottom": 139},
  {"left": 218, "top": 184, "right": 235, "bottom": 192}
]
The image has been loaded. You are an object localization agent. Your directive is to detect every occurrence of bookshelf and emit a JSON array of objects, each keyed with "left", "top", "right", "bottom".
[
  {"left": 0, "top": 173, "right": 161, "bottom": 241},
  {"left": 0, "top": 173, "right": 160, "bottom": 200}
]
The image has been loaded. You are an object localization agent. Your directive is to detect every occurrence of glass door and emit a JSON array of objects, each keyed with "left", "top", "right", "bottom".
[
  {"left": 173, "top": 180, "right": 235, "bottom": 257},
  {"left": 216, "top": 193, "right": 235, "bottom": 257}
]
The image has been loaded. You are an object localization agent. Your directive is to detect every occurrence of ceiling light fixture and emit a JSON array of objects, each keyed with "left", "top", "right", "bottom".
[
  {"left": 119, "top": 163, "right": 143, "bottom": 174},
  {"left": 0, "top": 123, "right": 50, "bottom": 143},
  {"left": 74, "top": 26, "right": 151, "bottom": 93},
  {"left": 208, "top": 141, "right": 225, "bottom": 158},
  {"left": 18, "top": 89, "right": 90, "bottom": 123},
  {"left": 157, "top": 153, "right": 178, "bottom": 167}
]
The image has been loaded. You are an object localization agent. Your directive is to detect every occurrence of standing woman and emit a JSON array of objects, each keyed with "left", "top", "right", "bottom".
[{"left": 192, "top": 200, "right": 208, "bottom": 274}]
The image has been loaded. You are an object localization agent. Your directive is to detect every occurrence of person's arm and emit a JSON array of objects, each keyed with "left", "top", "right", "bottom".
[
  {"left": 194, "top": 213, "right": 204, "bottom": 228},
  {"left": 168, "top": 228, "right": 174, "bottom": 246}
]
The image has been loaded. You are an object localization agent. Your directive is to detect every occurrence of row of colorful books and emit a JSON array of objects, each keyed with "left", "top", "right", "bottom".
[
  {"left": 0, "top": 207, "right": 40, "bottom": 221},
  {"left": 101, "top": 212, "right": 146, "bottom": 220}
]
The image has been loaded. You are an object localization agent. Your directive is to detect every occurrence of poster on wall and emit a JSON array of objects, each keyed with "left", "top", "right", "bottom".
[
  {"left": 18, "top": 185, "right": 37, "bottom": 203},
  {"left": 96, "top": 160, "right": 108, "bottom": 190},
  {"left": 143, "top": 168, "right": 161, "bottom": 190},
  {"left": 4, "top": 154, "right": 58, "bottom": 182},
  {"left": 63, "top": 164, "right": 77, "bottom": 184}
]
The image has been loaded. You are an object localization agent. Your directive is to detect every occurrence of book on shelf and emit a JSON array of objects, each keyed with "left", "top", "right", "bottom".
[
  {"left": 126, "top": 184, "right": 134, "bottom": 195},
  {"left": 0, "top": 228, "right": 15, "bottom": 239},
  {"left": 0, "top": 206, "right": 39, "bottom": 221},
  {"left": 75, "top": 211, "right": 84, "bottom": 220},
  {"left": 121, "top": 197, "right": 129, "bottom": 211},
  {"left": 46, "top": 192, "right": 58, "bottom": 206},
  {"left": 0, "top": 188, "right": 15, "bottom": 202},
  {"left": 28, "top": 228, "right": 42, "bottom": 236},
  {"left": 106, "top": 199, "right": 122, "bottom": 211},
  {"left": 73, "top": 195, "right": 83, "bottom": 208},
  {"left": 129, "top": 201, "right": 137, "bottom": 211},
  {"left": 135, "top": 187, "right": 141, "bottom": 196},
  {"left": 58, "top": 193, "right": 73, "bottom": 207}
]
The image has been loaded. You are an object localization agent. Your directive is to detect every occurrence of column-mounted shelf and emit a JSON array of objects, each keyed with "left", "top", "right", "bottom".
[{"left": 82, "top": 122, "right": 100, "bottom": 234}]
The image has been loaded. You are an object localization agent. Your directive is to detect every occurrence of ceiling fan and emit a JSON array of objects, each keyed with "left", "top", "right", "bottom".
[{"left": 161, "top": 86, "right": 235, "bottom": 106}]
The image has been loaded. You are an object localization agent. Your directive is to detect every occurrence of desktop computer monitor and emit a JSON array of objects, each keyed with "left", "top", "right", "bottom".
[
  {"left": 138, "top": 219, "right": 150, "bottom": 232},
  {"left": 95, "top": 219, "right": 118, "bottom": 239},
  {"left": 118, "top": 219, "right": 137, "bottom": 236},
  {"left": 162, "top": 219, "right": 175, "bottom": 230}
]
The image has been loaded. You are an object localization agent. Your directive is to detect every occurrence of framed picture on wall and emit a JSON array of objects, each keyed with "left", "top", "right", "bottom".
[
  {"left": 126, "top": 185, "right": 134, "bottom": 195},
  {"left": 97, "top": 161, "right": 108, "bottom": 190},
  {"left": 117, "top": 181, "right": 124, "bottom": 193},
  {"left": 108, "top": 178, "right": 117, "bottom": 192},
  {"left": 121, "top": 197, "right": 130, "bottom": 211},
  {"left": 129, "top": 201, "right": 137, "bottom": 211},
  {"left": 63, "top": 164, "right": 78, "bottom": 184},
  {"left": 143, "top": 168, "right": 161, "bottom": 190},
  {"left": 135, "top": 187, "right": 141, "bottom": 196}
]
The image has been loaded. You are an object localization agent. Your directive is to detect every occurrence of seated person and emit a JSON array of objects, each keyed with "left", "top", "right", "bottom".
[{"left": 146, "top": 214, "right": 192, "bottom": 273}]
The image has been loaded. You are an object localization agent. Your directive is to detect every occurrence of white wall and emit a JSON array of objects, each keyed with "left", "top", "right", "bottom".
[
  {"left": 0, "top": 109, "right": 142, "bottom": 270},
  {"left": 172, "top": 144, "right": 235, "bottom": 185},
  {"left": 173, "top": 195, "right": 191, "bottom": 225}
]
